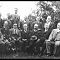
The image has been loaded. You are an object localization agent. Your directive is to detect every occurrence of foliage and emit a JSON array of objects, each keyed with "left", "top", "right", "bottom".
[{"left": 36, "top": 1, "right": 60, "bottom": 21}]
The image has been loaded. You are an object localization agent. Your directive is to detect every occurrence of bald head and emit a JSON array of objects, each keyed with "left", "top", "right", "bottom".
[
  {"left": 4, "top": 21, "right": 8, "bottom": 28},
  {"left": 4, "top": 21, "right": 8, "bottom": 25}
]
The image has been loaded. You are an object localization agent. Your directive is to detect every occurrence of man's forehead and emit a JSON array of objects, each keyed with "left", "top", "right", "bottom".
[{"left": 4, "top": 21, "right": 8, "bottom": 24}]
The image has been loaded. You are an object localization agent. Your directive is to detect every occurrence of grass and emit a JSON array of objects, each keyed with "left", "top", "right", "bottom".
[{"left": 0, "top": 52, "right": 60, "bottom": 59}]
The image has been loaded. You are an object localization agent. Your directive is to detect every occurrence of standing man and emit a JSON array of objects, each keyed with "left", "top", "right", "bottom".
[{"left": 13, "top": 8, "right": 20, "bottom": 29}]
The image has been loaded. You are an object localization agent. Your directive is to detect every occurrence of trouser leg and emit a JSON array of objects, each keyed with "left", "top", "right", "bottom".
[
  {"left": 28, "top": 41, "right": 36, "bottom": 55},
  {"left": 54, "top": 41, "right": 60, "bottom": 56},
  {"left": 46, "top": 41, "right": 51, "bottom": 54},
  {"left": 35, "top": 41, "right": 42, "bottom": 55},
  {"left": 22, "top": 42, "right": 26, "bottom": 53},
  {"left": 49, "top": 43, "right": 54, "bottom": 55},
  {"left": 40, "top": 42, "right": 46, "bottom": 55},
  {"left": 15, "top": 41, "right": 20, "bottom": 52}
]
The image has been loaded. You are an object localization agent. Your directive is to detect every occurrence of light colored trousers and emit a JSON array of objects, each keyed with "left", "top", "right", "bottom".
[{"left": 46, "top": 41, "right": 60, "bottom": 54}]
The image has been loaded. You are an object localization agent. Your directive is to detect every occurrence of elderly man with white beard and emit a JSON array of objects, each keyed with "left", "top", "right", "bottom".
[{"left": 46, "top": 22, "right": 60, "bottom": 56}]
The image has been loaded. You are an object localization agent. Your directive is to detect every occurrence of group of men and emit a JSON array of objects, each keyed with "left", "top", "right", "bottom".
[
  {"left": 0, "top": 21, "right": 44, "bottom": 56},
  {"left": 0, "top": 8, "right": 60, "bottom": 57}
]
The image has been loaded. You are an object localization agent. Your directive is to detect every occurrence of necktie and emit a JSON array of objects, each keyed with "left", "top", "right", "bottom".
[
  {"left": 15, "top": 29, "right": 16, "bottom": 34},
  {"left": 14, "top": 29, "right": 16, "bottom": 34}
]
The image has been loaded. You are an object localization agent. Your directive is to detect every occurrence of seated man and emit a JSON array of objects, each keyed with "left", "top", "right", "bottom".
[
  {"left": 1, "top": 21, "right": 10, "bottom": 43},
  {"left": 21, "top": 24, "right": 30, "bottom": 53},
  {"left": 0, "top": 21, "right": 11, "bottom": 55},
  {"left": 9, "top": 23, "right": 21, "bottom": 40},
  {"left": 28, "top": 24, "right": 43, "bottom": 55},
  {"left": 39, "top": 22, "right": 53, "bottom": 56},
  {"left": 46, "top": 22, "right": 60, "bottom": 56},
  {"left": 9, "top": 23, "right": 21, "bottom": 51}
]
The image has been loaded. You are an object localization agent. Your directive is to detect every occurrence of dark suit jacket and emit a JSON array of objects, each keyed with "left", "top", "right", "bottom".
[
  {"left": 9, "top": 28, "right": 21, "bottom": 37},
  {"left": 1, "top": 27, "right": 10, "bottom": 39},
  {"left": 29, "top": 29, "right": 43, "bottom": 40},
  {"left": 21, "top": 30, "right": 30, "bottom": 40}
]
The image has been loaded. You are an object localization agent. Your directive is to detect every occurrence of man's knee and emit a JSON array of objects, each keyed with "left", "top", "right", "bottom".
[{"left": 55, "top": 41, "right": 60, "bottom": 46}]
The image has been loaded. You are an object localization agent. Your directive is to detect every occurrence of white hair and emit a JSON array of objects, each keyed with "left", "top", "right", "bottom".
[
  {"left": 23, "top": 24, "right": 27, "bottom": 27},
  {"left": 34, "top": 24, "right": 38, "bottom": 27},
  {"left": 13, "top": 23, "right": 17, "bottom": 26}
]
